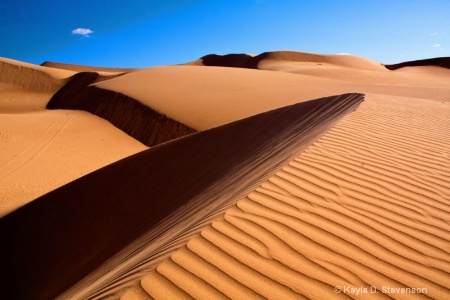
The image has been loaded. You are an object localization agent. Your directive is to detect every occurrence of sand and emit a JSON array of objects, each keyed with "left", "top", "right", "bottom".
[
  {"left": 0, "top": 51, "right": 449, "bottom": 299},
  {"left": 0, "top": 59, "right": 147, "bottom": 217}
]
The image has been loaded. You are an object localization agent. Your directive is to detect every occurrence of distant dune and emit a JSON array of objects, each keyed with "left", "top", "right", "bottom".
[
  {"left": 200, "top": 53, "right": 268, "bottom": 69},
  {"left": 385, "top": 57, "right": 450, "bottom": 70},
  {"left": 1, "top": 50, "right": 449, "bottom": 300},
  {"left": 0, "top": 57, "right": 74, "bottom": 93},
  {"left": 47, "top": 72, "right": 196, "bottom": 146}
]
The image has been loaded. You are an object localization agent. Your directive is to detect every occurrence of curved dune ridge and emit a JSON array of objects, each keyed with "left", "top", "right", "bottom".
[
  {"left": 0, "top": 93, "right": 363, "bottom": 300},
  {"left": 41, "top": 61, "right": 136, "bottom": 73},
  {"left": 136, "top": 94, "right": 450, "bottom": 300},
  {"left": 47, "top": 72, "right": 196, "bottom": 146}
]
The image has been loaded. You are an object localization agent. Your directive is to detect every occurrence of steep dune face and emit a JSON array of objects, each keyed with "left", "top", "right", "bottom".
[
  {"left": 0, "top": 94, "right": 363, "bottom": 300},
  {"left": 47, "top": 72, "right": 197, "bottom": 146}
]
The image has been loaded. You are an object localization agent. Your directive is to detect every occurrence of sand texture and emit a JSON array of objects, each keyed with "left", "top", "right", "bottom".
[{"left": 0, "top": 51, "right": 449, "bottom": 300}]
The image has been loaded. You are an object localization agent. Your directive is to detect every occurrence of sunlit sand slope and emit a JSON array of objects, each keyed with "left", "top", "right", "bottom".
[
  {"left": 0, "top": 94, "right": 363, "bottom": 300},
  {"left": 47, "top": 72, "right": 196, "bottom": 146},
  {"left": 140, "top": 94, "right": 450, "bottom": 300}
]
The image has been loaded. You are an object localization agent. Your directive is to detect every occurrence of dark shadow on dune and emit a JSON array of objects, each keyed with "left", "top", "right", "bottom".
[
  {"left": 201, "top": 52, "right": 269, "bottom": 69},
  {"left": 385, "top": 57, "right": 450, "bottom": 70},
  {"left": 46, "top": 72, "right": 196, "bottom": 146},
  {"left": 0, "top": 93, "right": 364, "bottom": 300}
]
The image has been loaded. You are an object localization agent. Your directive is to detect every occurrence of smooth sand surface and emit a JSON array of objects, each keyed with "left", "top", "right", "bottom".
[{"left": 0, "top": 51, "right": 449, "bottom": 299}]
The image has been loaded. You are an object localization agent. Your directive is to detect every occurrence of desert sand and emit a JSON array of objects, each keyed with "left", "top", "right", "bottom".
[{"left": 0, "top": 51, "right": 449, "bottom": 300}]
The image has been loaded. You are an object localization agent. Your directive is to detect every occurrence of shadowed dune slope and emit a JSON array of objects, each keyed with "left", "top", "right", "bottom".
[
  {"left": 47, "top": 72, "right": 196, "bottom": 146},
  {"left": 385, "top": 57, "right": 450, "bottom": 70},
  {"left": 0, "top": 93, "right": 363, "bottom": 300}
]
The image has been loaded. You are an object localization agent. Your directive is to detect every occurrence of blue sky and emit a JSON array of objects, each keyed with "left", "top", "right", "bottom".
[{"left": 1, "top": 0, "right": 449, "bottom": 67}]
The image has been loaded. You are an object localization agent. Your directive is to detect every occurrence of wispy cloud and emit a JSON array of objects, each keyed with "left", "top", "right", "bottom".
[
  {"left": 432, "top": 43, "right": 442, "bottom": 48},
  {"left": 336, "top": 52, "right": 350, "bottom": 55},
  {"left": 71, "top": 28, "right": 94, "bottom": 37},
  {"left": 430, "top": 32, "right": 438, "bottom": 36}
]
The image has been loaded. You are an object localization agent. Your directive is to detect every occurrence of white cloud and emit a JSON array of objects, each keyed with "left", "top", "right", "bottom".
[
  {"left": 432, "top": 44, "right": 442, "bottom": 48},
  {"left": 336, "top": 52, "right": 350, "bottom": 55},
  {"left": 71, "top": 28, "right": 94, "bottom": 37},
  {"left": 430, "top": 32, "right": 438, "bottom": 36}
]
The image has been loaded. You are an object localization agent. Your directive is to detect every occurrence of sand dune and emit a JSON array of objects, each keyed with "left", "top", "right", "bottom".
[
  {"left": 47, "top": 72, "right": 196, "bottom": 146},
  {"left": 1, "top": 51, "right": 449, "bottom": 300},
  {"left": 95, "top": 61, "right": 450, "bottom": 131},
  {"left": 0, "top": 94, "right": 363, "bottom": 300},
  {"left": 0, "top": 57, "right": 74, "bottom": 92},
  {"left": 0, "top": 58, "right": 147, "bottom": 216}
]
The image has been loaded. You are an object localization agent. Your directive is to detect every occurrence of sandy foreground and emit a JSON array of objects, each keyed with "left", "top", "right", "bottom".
[{"left": 0, "top": 51, "right": 449, "bottom": 299}]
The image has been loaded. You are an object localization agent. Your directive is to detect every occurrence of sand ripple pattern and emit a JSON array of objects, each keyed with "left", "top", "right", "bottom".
[{"left": 139, "top": 95, "right": 450, "bottom": 300}]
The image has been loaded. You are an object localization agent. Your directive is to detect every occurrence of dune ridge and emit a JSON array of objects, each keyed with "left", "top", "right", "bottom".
[
  {"left": 138, "top": 94, "right": 450, "bottom": 300},
  {"left": 41, "top": 61, "right": 135, "bottom": 73},
  {"left": 47, "top": 72, "right": 196, "bottom": 146},
  {"left": 0, "top": 93, "right": 363, "bottom": 300}
]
